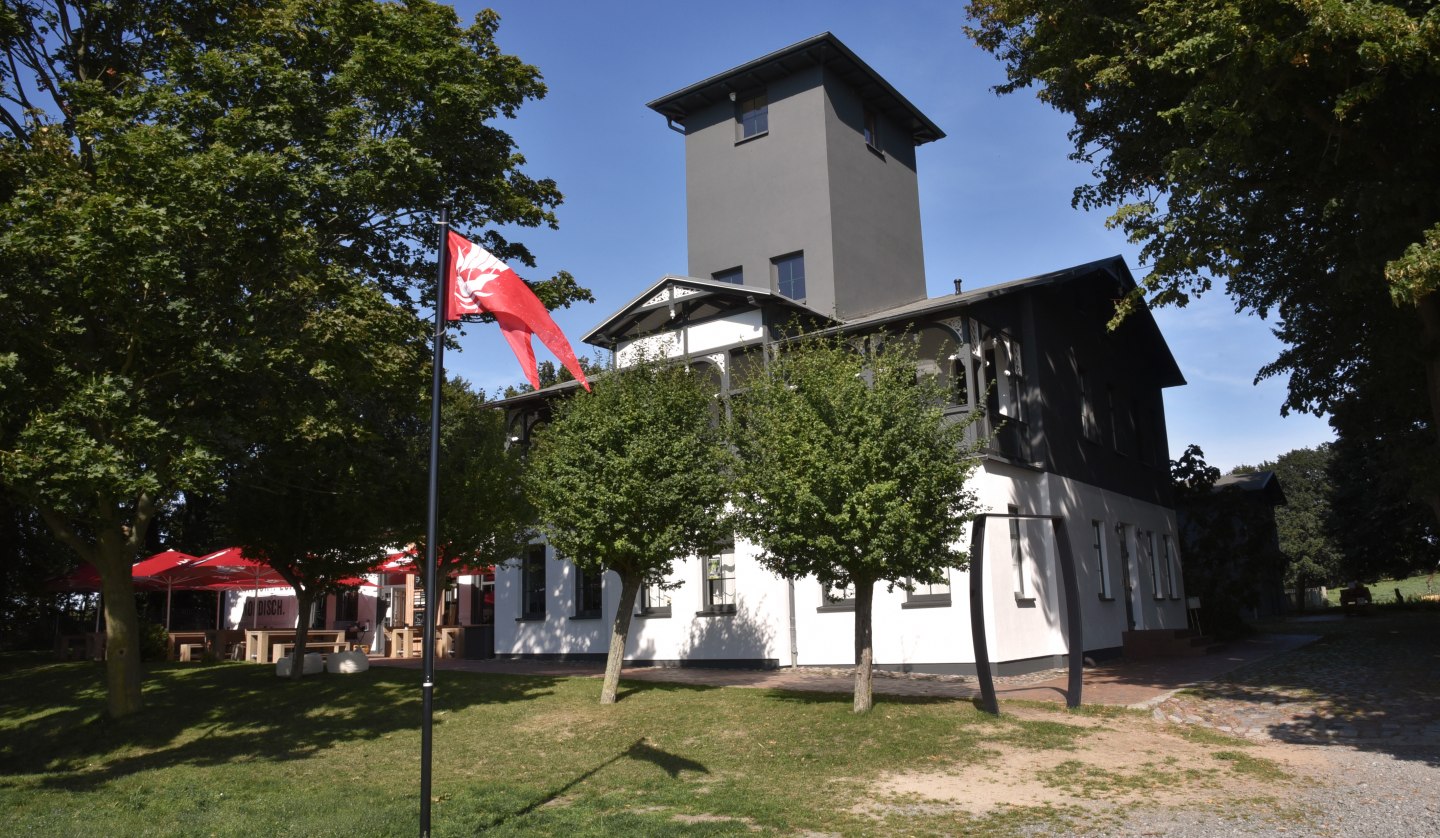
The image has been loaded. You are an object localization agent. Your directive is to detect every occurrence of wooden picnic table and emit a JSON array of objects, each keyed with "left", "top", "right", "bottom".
[
  {"left": 167, "top": 631, "right": 209, "bottom": 661},
  {"left": 243, "top": 628, "right": 345, "bottom": 663}
]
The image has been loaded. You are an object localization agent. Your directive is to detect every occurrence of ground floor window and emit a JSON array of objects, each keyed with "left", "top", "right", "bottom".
[
  {"left": 1162, "top": 535, "right": 1179, "bottom": 599},
  {"left": 575, "top": 566, "right": 602, "bottom": 618},
  {"left": 521, "top": 545, "right": 546, "bottom": 619},
  {"left": 821, "top": 581, "right": 856, "bottom": 609},
  {"left": 640, "top": 580, "right": 671, "bottom": 617},
  {"left": 703, "top": 539, "right": 736, "bottom": 613},
  {"left": 906, "top": 576, "right": 951, "bottom": 606},
  {"left": 1093, "top": 520, "right": 1113, "bottom": 599}
]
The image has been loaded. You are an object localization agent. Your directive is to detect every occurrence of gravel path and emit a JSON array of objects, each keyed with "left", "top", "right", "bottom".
[{"left": 1036, "top": 614, "right": 1440, "bottom": 837}]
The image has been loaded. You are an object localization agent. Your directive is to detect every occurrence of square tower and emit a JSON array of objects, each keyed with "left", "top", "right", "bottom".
[{"left": 648, "top": 33, "right": 944, "bottom": 321}]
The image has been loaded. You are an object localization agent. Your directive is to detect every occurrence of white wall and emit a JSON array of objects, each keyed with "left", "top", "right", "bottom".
[{"left": 493, "top": 467, "right": 1188, "bottom": 669}]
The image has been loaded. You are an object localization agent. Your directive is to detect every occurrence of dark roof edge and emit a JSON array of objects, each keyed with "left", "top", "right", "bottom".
[{"left": 646, "top": 32, "right": 945, "bottom": 145}]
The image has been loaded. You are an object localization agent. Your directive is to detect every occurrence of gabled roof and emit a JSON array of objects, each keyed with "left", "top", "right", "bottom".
[
  {"left": 1215, "top": 470, "right": 1288, "bottom": 506},
  {"left": 581, "top": 274, "right": 836, "bottom": 347},
  {"left": 839, "top": 255, "right": 1186, "bottom": 389},
  {"left": 646, "top": 32, "right": 945, "bottom": 146}
]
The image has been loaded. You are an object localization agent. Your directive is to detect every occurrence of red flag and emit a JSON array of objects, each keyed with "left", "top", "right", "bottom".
[{"left": 446, "top": 231, "right": 592, "bottom": 392}]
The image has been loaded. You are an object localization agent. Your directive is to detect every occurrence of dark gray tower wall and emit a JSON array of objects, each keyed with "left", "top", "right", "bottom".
[
  {"left": 680, "top": 65, "right": 929, "bottom": 320},
  {"left": 820, "top": 73, "right": 927, "bottom": 319},
  {"left": 684, "top": 66, "right": 839, "bottom": 317}
]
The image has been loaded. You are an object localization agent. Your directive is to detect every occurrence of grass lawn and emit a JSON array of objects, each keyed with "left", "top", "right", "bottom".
[
  {"left": 0, "top": 652, "right": 1312, "bottom": 837},
  {"left": 1320, "top": 571, "right": 1439, "bottom": 606}
]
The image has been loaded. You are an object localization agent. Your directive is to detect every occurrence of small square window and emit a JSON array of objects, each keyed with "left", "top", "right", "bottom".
[
  {"left": 639, "top": 581, "right": 671, "bottom": 618},
  {"left": 713, "top": 267, "right": 743, "bottom": 285},
  {"left": 738, "top": 92, "right": 768, "bottom": 140},
  {"left": 821, "top": 581, "right": 855, "bottom": 610},
  {"left": 906, "top": 575, "right": 951, "bottom": 607},
  {"left": 773, "top": 252, "right": 805, "bottom": 301}
]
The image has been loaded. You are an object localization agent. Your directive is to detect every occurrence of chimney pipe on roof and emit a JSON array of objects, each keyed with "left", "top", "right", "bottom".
[{"left": 953, "top": 277, "right": 963, "bottom": 294}]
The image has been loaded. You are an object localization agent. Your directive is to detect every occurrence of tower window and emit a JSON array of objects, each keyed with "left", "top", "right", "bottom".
[
  {"left": 863, "top": 108, "right": 879, "bottom": 150},
  {"left": 773, "top": 252, "right": 805, "bottom": 301},
  {"left": 713, "top": 267, "right": 743, "bottom": 285},
  {"left": 738, "top": 91, "right": 768, "bottom": 140}
]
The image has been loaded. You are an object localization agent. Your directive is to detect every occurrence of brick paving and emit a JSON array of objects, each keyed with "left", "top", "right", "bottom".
[
  {"left": 375, "top": 628, "right": 1440, "bottom": 748},
  {"left": 373, "top": 631, "right": 1320, "bottom": 713}
]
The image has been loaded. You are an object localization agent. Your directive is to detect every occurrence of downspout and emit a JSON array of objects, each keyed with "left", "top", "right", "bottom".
[{"left": 787, "top": 578, "right": 798, "bottom": 667}]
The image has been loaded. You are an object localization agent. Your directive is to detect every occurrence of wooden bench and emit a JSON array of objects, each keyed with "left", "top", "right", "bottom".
[
  {"left": 177, "top": 643, "right": 207, "bottom": 662},
  {"left": 272, "top": 641, "right": 349, "bottom": 661}
]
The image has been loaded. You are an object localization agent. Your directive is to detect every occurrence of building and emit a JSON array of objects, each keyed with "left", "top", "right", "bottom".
[{"left": 492, "top": 33, "right": 1190, "bottom": 675}]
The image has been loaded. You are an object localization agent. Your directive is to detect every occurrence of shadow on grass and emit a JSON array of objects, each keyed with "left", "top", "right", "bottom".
[
  {"left": 764, "top": 688, "right": 964, "bottom": 708},
  {"left": 0, "top": 660, "right": 562, "bottom": 790},
  {"left": 472, "top": 737, "right": 708, "bottom": 832}
]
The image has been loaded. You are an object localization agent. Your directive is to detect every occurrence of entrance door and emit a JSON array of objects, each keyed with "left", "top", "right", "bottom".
[{"left": 467, "top": 571, "right": 495, "bottom": 659}]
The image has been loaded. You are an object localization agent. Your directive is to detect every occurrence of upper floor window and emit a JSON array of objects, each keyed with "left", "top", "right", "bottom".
[
  {"left": 863, "top": 108, "right": 879, "bottom": 150},
  {"left": 738, "top": 91, "right": 768, "bottom": 140},
  {"left": 1079, "top": 369, "right": 1100, "bottom": 443},
  {"left": 713, "top": 266, "right": 743, "bottom": 285},
  {"left": 773, "top": 252, "right": 805, "bottom": 301}
]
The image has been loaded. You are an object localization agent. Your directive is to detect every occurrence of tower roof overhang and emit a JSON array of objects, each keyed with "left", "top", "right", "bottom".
[{"left": 646, "top": 32, "right": 945, "bottom": 146}]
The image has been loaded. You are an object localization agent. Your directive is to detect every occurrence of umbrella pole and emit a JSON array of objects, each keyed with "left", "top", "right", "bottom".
[{"left": 165, "top": 582, "right": 173, "bottom": 631}]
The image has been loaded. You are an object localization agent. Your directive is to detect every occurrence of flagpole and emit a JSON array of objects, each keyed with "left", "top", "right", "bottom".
[{"left": 420, "top": 206, "right": 448, "bottom": 838}]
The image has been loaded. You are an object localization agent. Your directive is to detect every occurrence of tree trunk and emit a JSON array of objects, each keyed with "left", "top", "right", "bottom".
[
  {"left": 853, "top": 580, "right": 874, "bottom": 714},
  {"left": 600, "top": 572, "right": 640, "bottom": 705},
  {"left": 290, "top": 589, "right": 312, "bottom": 680},
  {"left": 97, "top": 552, "right": 144, "bottom": 717}
]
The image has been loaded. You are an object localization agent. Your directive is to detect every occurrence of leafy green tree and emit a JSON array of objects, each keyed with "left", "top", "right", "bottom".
[
  {"left": 966, "top": 1, "right": 1440, "bottom": 528},
  {"left": 221, "top": 277, "right": 428, "bottom": 678},
  {"left": 0, "top": 1, "right": 584, "bottom": 716},
  {"left": 729, "top": 335, "right": 983, "bottom": 713},
  {"left": 524, "top": 357, "right": 731, "bottom": 705},
  {"left": 415, "top": 377, "right": 533, "bottom": 577},
  {"left": 1256, "top": 446, "right": 1342, "bottom": 597}
]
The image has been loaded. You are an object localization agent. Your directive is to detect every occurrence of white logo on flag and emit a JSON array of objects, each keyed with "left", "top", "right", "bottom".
[{"left": 453, "top": 240, "right": 508, "bottom": 300}]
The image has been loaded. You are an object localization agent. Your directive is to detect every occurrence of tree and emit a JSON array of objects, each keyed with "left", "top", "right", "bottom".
[
  {"left": 422, "top": 378, "right": 533, "bottom": 578},
  {"left": 966, "top": 1, "right": 1440, "bottom": 527},
  {"left": 729, "top": 335, "right": 983, "bottom": 713},
  {"left": 524, "top": 357, "right": 731, "bottom": 705},
  {"left": 220, "top": 278, "right": 429, "bottom": 679},
  {"left": 1253, "top": 446, "right": 1342, "bottom": 596},
  {"left": 0, "top": 1, "right": 585, "bottom": 716}
]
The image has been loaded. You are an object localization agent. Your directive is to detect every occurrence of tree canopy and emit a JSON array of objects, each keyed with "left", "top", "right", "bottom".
[
  {"left": 729, "top": 334, "right": 982, "bottom": 713},
  {"left": 966, "top": 1, "right": 1440, "bottom": 527},
  {"left": 0, "top": 1, "right": 582, "bottom": 715},
  {"left": 524, "top": 356, "right": 732, "bottom": 705}
]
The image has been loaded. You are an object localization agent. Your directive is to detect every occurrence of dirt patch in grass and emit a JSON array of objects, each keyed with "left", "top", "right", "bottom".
[{"left": 860, "top": 705, "right": 1328, "bottom": 820}]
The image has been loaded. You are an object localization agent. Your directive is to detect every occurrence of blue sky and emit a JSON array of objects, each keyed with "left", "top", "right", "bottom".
[{"left": 443, "top": 0, "right": 1333, "bottom": 472}]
